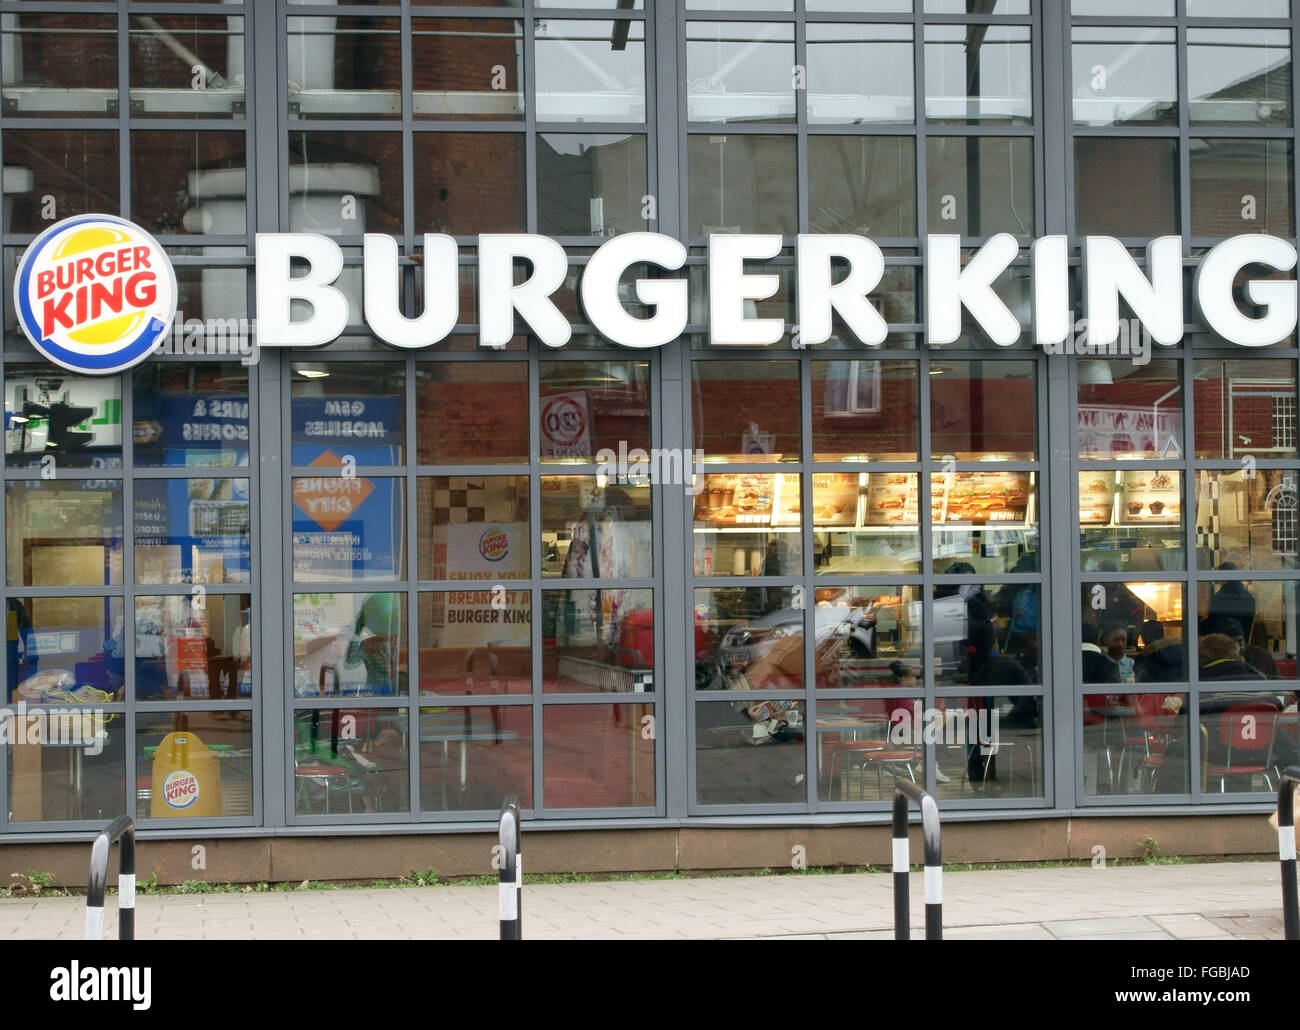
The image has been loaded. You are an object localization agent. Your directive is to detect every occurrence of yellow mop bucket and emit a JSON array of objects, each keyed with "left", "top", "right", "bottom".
[{"left": 150, "top": 731, "right": 223, "bottom": 817}]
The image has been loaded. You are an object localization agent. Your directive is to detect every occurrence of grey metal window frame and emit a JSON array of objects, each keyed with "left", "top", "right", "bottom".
[{"left": 3, "top": 0, "right": 1297, "bottom": 840}]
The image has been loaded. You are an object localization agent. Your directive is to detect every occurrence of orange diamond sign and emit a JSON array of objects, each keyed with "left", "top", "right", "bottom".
[{"left": 292, "top": 450, "right": 374, "bottom": 532}]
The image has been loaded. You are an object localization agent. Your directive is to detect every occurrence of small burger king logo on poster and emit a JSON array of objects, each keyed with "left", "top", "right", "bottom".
[
  {"left": 162, "top": 769, "right": 200, "bottom": 810},
  {"left": 13, "top": 214, "right": 177, "bottom": 375},
  {"left": 479, "top": 528, "right": 510, "bottom": 562}
]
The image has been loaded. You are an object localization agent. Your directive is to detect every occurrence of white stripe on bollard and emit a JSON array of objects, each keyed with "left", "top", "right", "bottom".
[
  {"left": 516, "top": 854, "right": 523, "bottom": 886},
  {"left": 892, "top": 838, "right": 908, "bottom": 874},
  {"left": 1281, "top": 825, "right": 1296, "bottom": 862},
  {"left": 924, "top": 865, "right": 943, "bottom": 905},
  {"left": 85, "top": 906, "right": 104, "bottom": 941},
  {"left": 499, "top": 879, "right": 518, "bottom": 921},
  {"left": 119, "top": 873, "right": 136, "bottom": 910}
]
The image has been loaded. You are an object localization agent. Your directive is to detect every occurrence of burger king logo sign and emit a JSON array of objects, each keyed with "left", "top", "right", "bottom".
[
  {"left": 14, "top": 214, "right": 177, "bottom": 375},
  {"left": 162, "top": 769, "right": 199, "bottom": 810},
  {"left": 479, "top": 528, "right": 509, "bottom": 562}
]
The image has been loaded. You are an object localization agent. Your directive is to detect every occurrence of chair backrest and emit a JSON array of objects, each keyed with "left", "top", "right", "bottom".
[{"left": 1218, "top": 702, "right": 1278, "bottom": 754}]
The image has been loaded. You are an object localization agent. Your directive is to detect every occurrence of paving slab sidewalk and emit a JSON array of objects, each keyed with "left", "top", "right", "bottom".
[{"left": 0, "top": 861, "right": 1286, "bottom": 940}]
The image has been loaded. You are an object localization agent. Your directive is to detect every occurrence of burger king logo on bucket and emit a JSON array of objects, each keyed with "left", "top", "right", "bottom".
[
  {"left": 479, "top": 528, "right": 509, "bottom": 562},
  {"left": 13, "top": 214, "right": 177, "bottom": 375},
  {"left": 162, "top": 769, "right": 200, "bottom": 810}
]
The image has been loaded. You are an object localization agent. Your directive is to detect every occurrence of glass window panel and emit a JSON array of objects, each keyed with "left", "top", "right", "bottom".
[
  {"left": 2, "top": 14, "right": 117, "bottom": 118},
  {"left": 287, "top": 16, "right": 400, "bottom": 119},
  {"left": 687, "top": 263, "right": 794, "bottom": 326},
  {"left": 130, "top": 15, "right": 244, "bottom": 119},
  {"left": 817, "top": 696, "right": 919, "bottom": 801},
  {"left": 1190, "top": 138, "right": 1294, "bottom": 237},
  {"left": 415, "top": 362, "right": 528, "bottom": 465},
  {"left": 6, "top": 481, "right": 123, "bottom": 587},
  {"left": 133, "top": 363, "right": 249, "bottom": 467},
  {"left": 4, "top": 366, "right": 122, "bottom": 469},
  {"left": 808, "top": 137, "right": 916, "bottom": 236},
  {"left": 1077, "top": 358, "right": 1182, "bottom": 460},
  {"left": 816, "top": 472, "right": 920, "bottom": 575},
  {"left": 293, "top": 708, "right": 409, "bottom": 814},
  {"left": 1196, "top": 469, "right": 1298, "bottom": 572},
  {"left": 418, "top": 591, "right": 531, "bottom": 695},
  {"left": 926, "top": 0, "right": 1028, "bottom": 10},
  {"left": 1197, "top": 578, "right": 1300, "bottom": 681},
  {"left": 537, "top": 134, "right": 647, "bottom": 236},
  {"left": 291, "top": 361, "right": 405, "bottom": 466},
  {"left": 813, "top": 360, "right": 919, "bottom": 461},
  {"left": 1082, "top": 693, "right": 1189, "bottom": 796},
  {"left": 539, "top": 360, "right": 650, "bottom": 460},
  {"left": 411, "top": 18, "right": 521, "bottom": 119},
  {"left": 4, "top": 130, "right": 119, "bottom": 232},
  {"left": 925, "top": 26, "right": 1032, "bottom": 125},
  {"left": 1080, "top": 581, "right": 1186, "bottom": 687},
  {"left": 688, "top": 0, "right": 791, "bottom": 8},
  {"left": 688, "top": 134, "right": 796, "bottom": 236},
  {"left": 137, "top": 711, "right": 252, "bottom": 819},
  {"left": 932, "top": 472, "right": 1038, "bottom": 575},
  {"left": 926, "top": 137, "right": 1033, "bottom": 235},
  {"left": 132, "top": 131, "right": 247, "bottom": 237},
  {"left": 932, "top": 582, "right": 1041, "bottom": 686},
  {"left": 538, "top": 0, "right": 642, "bottom": 8},
  {"left": 1071, "top": 27, "right": 1177, "bottom": 127},
  {"left": 535, "top": 19, "right": 646, "bottom": 123},
  {"left": 412, "top": 132, "right": 526, "bottom": 235},
  {"left": 808, "top": 0, "right": 910, "bottom": 9},
  {"left": 807, "top": 24, "right": 913, "bottom": 126},
  {"left": 695, "top": 586, "right": 807, "bottom": 691},
  {"left": 292, "top": 476, "right": 405, "bottom": 582},
  {"left": 543, "top": 702, "right": 655, "bottom": 807},
  {"left": 8, "top": 708, "right": 125, "bottom": 823},
  {"left": 1073, "top": 0, "right": 1175, "bottom": 13},
  {"left": 696, "top": 698, "right": 805, "bottom": 804},
  {"left": 1189, "top": 29, "right": 1291, "bottom": 129},
  {"left": 1187, "top": 0, "right": 1290, "bottom": 18},
  {"left": 292, "top": 593, "right": 408, "bottom": 697},
  {"left": 172, "top": 252, "right": 250, "bottom": 325},
  {"left": 692, "top": 360, "right": 800, "bottom": 462},
  {"left": 135, "top": 593, "right": 252, "bottom": 702},
  {"left": 1080, "top": 470, "right": 1184, "bottom": 573},
  {"left": 288, "top": 131, "right": 402, "bottom": 236},
  {"left": 815, "top": 584, "right": 924, "bottom": 688},
  {"left": 135, "top": 478, "right": 250, "bottom": 585},
  {"left": 8, "top": 595, "right": 124, "bottom": 703},
  {"left": 687, "top": 22, "right": 794, "bottom": 124},
  {"left": 1193, "top": 359, "right": 1298, "bottom": 460},
  {"left": 542, "top": 588, "right": 653, "bottom": 692},
  {"left": 418, "top": 476, "right": 530, "bottom": 580},
  {"left": 694, "top": 472, "right": 803, "bottom": 577},
  {"left": 929, "top": 360, "right": 1037, "bottom": 461},
  {"left": 1074, "top": 138, "right": 1178, "bottom": 237},
  {"left": 936, "top": 694, "right": 1043, "bottom": 800},
  {"left": 420, "top": 705, "right": 532, "bottom": 811},
  {"left": 540, "top": 476, "right": 653, "bottom": 578},
  {"left": 1200, "top": 690, "right": 1297, "bottom": 794}
]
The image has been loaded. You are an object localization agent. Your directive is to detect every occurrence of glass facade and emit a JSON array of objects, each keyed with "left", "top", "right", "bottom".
[{"left": 1, "top": 0, "right": 1298, "bottom": 835}]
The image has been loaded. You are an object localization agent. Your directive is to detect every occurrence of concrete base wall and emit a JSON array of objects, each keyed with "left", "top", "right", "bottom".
[{"left": 1, "top": 814, "right": 1279, "bottom": 888}]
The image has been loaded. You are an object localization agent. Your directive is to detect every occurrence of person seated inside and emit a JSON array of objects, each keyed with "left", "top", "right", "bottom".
[{"left": 1134, "top": 620, "right": 1184, "bottom": 684}]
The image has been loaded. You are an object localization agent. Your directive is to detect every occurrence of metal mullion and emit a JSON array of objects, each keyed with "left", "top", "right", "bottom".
[
  {"left": 135, "top": 701, "right": 255, "bottom": 714},
  {"left": 1178, "top": 308, "right": 1203, "bottom": 803},
  {"left": 523, "top": 9, "right": 538, "bottom": 237},
  {"left": 291, "top": 696, "right": 411, "bottom": 710},
  {"left": 404, "top": 340, "right": 420, "bottom": 818},
  {"left": 528, "top": 335, "right": 544, "bottom": 815},
  {"left": 117, "top": 2, "right": 129, "bottom": 220}
]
